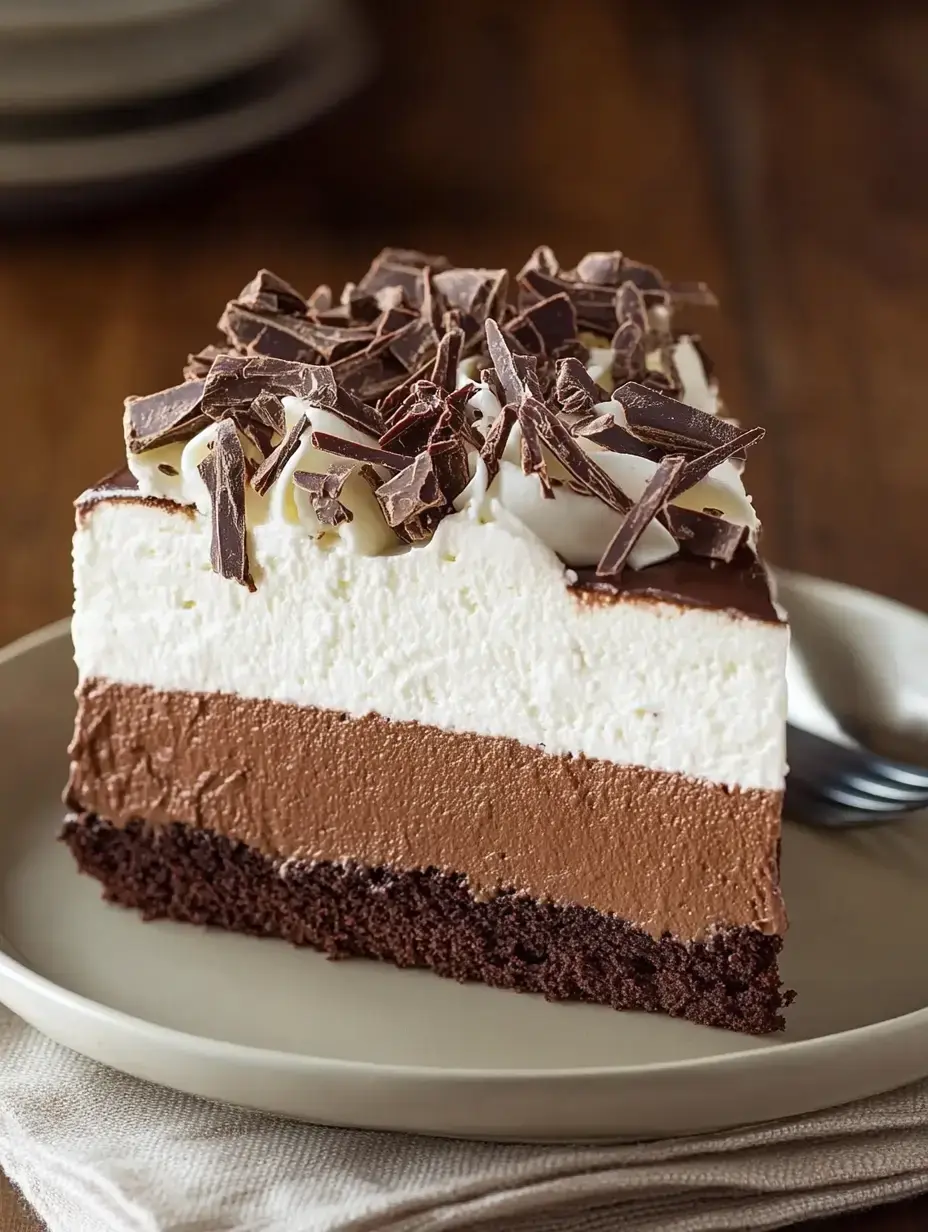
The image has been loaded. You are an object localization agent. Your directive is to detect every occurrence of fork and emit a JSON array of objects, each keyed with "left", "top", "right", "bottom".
[{"left": 785, "top": 722, "right": 928, "bottom": 828}]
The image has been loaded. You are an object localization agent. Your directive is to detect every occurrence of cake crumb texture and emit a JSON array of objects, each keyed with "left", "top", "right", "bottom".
[{"left": 62, "top": 814, "right": 790, "bottom": 1034}]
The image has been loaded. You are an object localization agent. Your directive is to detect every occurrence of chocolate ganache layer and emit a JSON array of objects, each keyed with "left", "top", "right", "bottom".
[
  {"left": 62, "top": 814, "right": 789, "bottom": 1033},
  {"left": 67, "top": 679, "right": 786, "bottom": 942}
]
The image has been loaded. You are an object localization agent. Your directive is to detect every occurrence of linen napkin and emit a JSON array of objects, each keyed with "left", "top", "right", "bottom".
[{"left": 1, "top": 1007, "right": 927, "bottom": 1232}]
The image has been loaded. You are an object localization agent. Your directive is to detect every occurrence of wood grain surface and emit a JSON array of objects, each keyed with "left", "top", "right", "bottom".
[{"left": 0, "top": 1, "right": 926, "bottom": 1228}]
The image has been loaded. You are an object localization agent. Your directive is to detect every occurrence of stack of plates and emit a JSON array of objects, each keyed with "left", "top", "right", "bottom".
[{"left": 0, "top": 0, "right": 370, "bottom": 208}]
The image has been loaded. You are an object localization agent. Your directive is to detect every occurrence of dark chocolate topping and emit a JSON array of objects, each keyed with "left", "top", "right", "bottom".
[
  {"left": 118, "top": 246, "right": 770, "bottom": 596},
  {"left": 554, "top": 356, "right": 611, "bottom": 416},
  {"left": 183, "top": 345, "right": 225, "bottom": 381},
  {"left": 197, "top": 419, "right": 253, "bottom": 590},
  {"left": 309, "top": 431, "right": 408, "bottom": 472},
  {"left": 484, "top": 318, "right": 525, "bottom": 407},
  {"left": 665, "top": 505, "right": 748, "bottom": 562},
  {"left": 572, "top": 411, "right": 666, "bottom": 462},
  {"left": 375, "top": 453, "right": 445, "bottom": 532},
  {"left": 673, "top": 426, "right": 765, "bottom": 496},
  {"left": 519, "top": 396, "right": 632, "bottom": 514},
  {"left": 293, "top": 464, "right": 354, "bottom": 527},
  {"left": 201, "top": 355, "right": 317, "bottom": 417},
  {"left": 124, "top": 379, "right": 208, "bottom": 454},
  {"left": 236, "top": 268, "right": 307, "bottom": 315},
  {"left": 515, "top": 397, "right": 554, "bottom": 499},
  {"left": 597, "top": 455, "right": 686, "bottom": 580},
  {"left": 427, "top": 418, "right": 471, "bottom": 503},
  {"left": 478, "top": 403, "right": 516, "bottom": 484},
  {"left": 251, "top": 413, "right": 308, "bottom": 496},
  {"left": 614, "top": 381, "right": 744, "bottom": 455}
]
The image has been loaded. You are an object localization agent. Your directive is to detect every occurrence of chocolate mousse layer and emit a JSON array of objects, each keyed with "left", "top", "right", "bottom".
[
  {"left": 62, "top": 814, "right": 789, "bottom": 1033},
  {"left": 67, "top": 679, "right": 786, "bottom": 942}
]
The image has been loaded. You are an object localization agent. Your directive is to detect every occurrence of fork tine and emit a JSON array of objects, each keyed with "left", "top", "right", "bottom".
[
  {"left": 822, "top": 782, "right": 928, "bottom": 812},
  {"left": 784, "top": 782, "right": 887, "bottom": 829},
  {"left": 836, "top": 771, "right": 928, "bottom": 804},
  {"left": 865, "top": 756, "right": 928, "bottom": 790}
]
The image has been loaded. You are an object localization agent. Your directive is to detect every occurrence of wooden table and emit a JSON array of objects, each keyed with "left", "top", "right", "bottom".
[{"left": 1, "top": 1, "right": 925, "bottom": 1227}]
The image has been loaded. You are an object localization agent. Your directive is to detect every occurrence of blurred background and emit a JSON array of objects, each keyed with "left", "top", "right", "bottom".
[{"left": 0, "top": 0, "right": 925, "bottom": 647}]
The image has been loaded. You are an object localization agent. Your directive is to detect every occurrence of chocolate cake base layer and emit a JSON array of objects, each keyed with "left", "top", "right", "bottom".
[{"left": 62, "top": 813, "right": 789, "bottom": 1034}]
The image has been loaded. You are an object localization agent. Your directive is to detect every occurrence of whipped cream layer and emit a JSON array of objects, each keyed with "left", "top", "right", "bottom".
[
  {"left": 73, "top": 496, "right": 788, "bottom": 790},
  {"left": 125, "top": 338, "right": 758, "bottom": 576}
]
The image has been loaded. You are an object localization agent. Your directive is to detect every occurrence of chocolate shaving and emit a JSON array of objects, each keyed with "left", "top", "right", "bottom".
[
  {"left": 377, "top": 358, "right": 436, "bottom": 423},
  {"left": 478, "top": 404, "right": 516, "bottom": 484},
  {"left": 307, "top": 285, "right": 333, "bottom": 313},
  {"left": 339, "top": 282, "right": 382, "bottom": 323},
  {"left": 515, "top": 400, "right": 554, "bottom": 498},
  {"left": 427, "top": 415, "right": 471, "bottom": 502},
  {"left": 614, "top": 380, "right": 745, "bottom": 454},
  {"left": 554, "top": 356, "right": 611, "bottom": 415},
  {"left": 573, "top": 411, "right": 667, "bottom": 462},
  {"left": 615, "top": 280, "right": 648, "bottom": 332},
  {"left": 236, "top": 269, "right": 307, "bottom": 315},
  {"left": 248, "top": 391, "right": 286, "bottom": 437},
  {"left": 610, "top": 320, "right": 646, "bottom": 384},
  {"left": 375, "top": 452, "right": 445, "bottom": 530},
  {"left": 201, "top": 355, "right": 318, "bottom": 416},
  {"left": 251, "top": 413, "right": 308, "bottom": 496},
  {"left": 388, "top": 317, "right": 438, "bottom": 372},
  {"left": 479, "top": 365, "right": 505, "bottom": 407},
  {"left": 485, "top": 318, "right": 525, "bottom": 406},
  {"left": 198, "top": 420, "right": 254, "bottom": 590},
  {"left": 596, "top": 455, "right": 686, "bottom": 580},
  {"left": 309, "top": 431, "right": 408, "bottom": 472},
  {"left": 507, "top": 293, "right": 577, "bottom": 355},
  {"left": 227, "top": 310, "right": 323, "bottom": 365},
  {"left": 287, "top": 365, "right": 383, "bottom": 439},
  {"left": 513, "top": 353, "right": 548, "bottom": 400},
  {"left": 519, "top": 246, "right": 560, "bottom": 279},
  {"left": 520, "top": 397, "right": 632, "bottom": 514},
  {"left": 301, "top": 323, "right": 378, "bottom": 362},
  {"left": 236, "top": 390, "right": 287, "bottom": 456},
  {"left": 124, "top": 379, "right": 208, "bottom": 453},
  {"left": 376, "top": 304, "right": 418, "bottom": 337},
  {"left": 664, "top": 505, "right": 747, "bottom": 561},
  {"left": 293, "top": 464, "right": 354, "bottom": 527},
  {"left": 640, "top": 364, "right": 683, "bottom": 398},
  {"left": 357, "top": 247, "right": 450, "bottom": 302},
  {"left": 442, "top": 382, "right": 483, "bottom": 449},
  {"left": 379, "top": 381, "right": 446, "bottom": 455},
  {"left": 184, "top": 345, "right": 227, "bottom": 381},
  {"left": 329, "top": 330, "right": 410, "bottom": 401},
  {"left": 575, "top": 251, "right": 624, "bottom": 285},
  {"left": 672, "top": 426, "right": 765, "bottom": 496},
  {"left": 429, "top": 328, "right": 463, "bottom": 392},
  {"left": 433, "top": 267, "right": 508, "bottom": 323},
  {"left": 505, "top": 312, "right": 544, "bottom": 355},
  {"left": 615, "top": 257, "right": 666, "bottom": 294}
]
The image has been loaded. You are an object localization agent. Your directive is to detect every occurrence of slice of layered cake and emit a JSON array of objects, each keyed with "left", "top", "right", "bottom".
[{"left": 64, "top": 246, "right": 790, "bottom": 1033}]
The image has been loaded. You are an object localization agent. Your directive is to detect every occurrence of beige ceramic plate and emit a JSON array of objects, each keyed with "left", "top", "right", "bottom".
[{"left": 1, "top": 572, "right": 928, "bottom": 1142}]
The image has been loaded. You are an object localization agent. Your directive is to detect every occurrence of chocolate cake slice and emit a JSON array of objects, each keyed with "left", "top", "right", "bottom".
[{"left": 64, "top": 246, "right": 790, "bottom": 1033}]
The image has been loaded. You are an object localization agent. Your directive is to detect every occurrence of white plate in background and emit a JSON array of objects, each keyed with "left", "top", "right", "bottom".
[
  {"left": 0, "top": 573, "right": 927, "bottom": 1142},
  {"left": 0, "top": 0, "right": 343, "bottom": 111},
  {"left": 0, "top": 1, "right": 225, "bottom": 30},
  {"left": 0, "top": 1, "right": 370, "bottom": 192}
]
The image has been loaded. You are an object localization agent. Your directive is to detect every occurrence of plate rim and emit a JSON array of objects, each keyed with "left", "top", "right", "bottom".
[
  {"left": 3, "top": 573, "right": 928, "bottom": 1086},
  {"left": 0, "top": 0, "right": 370, "bottom": 188}
]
